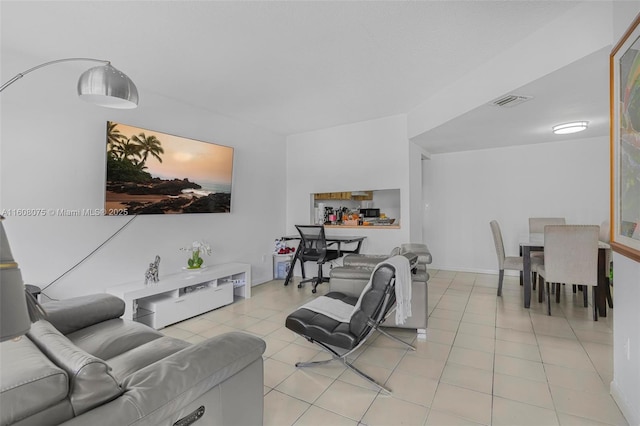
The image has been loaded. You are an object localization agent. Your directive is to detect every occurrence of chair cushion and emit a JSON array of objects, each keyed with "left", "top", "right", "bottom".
[
  {"left": 27, "top": 320, "right": 122, "bottom": 416},
  {"left": 503, "top": 256, "right": 523, "bottom": 270},
  {"left": 285, "top": 292, "right": 360, "bottom": 349},
  {"left": 0, "top": 336, "right": 69, "bottom": 425},
  {"left": 65, "top": 318, "right": 164, "bottom": 360},
  {"left": 107, "top": 336, "right": 190, "bottom": 381}
]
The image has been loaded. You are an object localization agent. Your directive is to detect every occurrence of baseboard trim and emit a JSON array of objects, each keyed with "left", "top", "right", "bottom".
[{"left": 610, "top": 379, "right": 639, "bottom": 426}]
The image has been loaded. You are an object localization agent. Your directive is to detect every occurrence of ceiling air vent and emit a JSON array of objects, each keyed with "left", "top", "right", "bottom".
[{"left": 489, "top": 94, "right": 533, "bottom": 108}]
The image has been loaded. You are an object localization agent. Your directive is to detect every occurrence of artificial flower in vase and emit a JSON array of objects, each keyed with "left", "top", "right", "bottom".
[{"left": 180, "top": 240, "right": 211, "bottom": 269}]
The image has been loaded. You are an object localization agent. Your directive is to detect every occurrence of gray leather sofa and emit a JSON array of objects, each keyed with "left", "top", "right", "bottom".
[
  {"left": 329, "top": 243, "right": 431, "bottom": 339},
  {"left": 0, "top": 294, "right": 266, "bottom": 426}
]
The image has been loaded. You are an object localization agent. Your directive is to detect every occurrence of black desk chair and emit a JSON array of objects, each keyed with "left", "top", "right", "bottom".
[{"left": 295, "top": 225, "right": 341, "bottom": 293}]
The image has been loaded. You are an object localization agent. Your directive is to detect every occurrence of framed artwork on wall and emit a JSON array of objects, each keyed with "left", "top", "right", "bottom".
[{"left": 611, "top": 12, "right": 640, "bottom": 262}]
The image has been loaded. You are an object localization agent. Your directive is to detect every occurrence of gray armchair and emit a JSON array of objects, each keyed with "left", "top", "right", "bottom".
[{"left": 329, "top": 243, "right": 431, "bottom": 338}]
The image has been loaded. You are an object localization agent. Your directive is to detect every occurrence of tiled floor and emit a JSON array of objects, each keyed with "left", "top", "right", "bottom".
[{"left": 161, "top": 270, "right": 627, "bottom": 426}]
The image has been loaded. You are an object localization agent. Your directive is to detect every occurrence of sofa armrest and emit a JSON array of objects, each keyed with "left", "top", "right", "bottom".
[
  {"left": 43, "top": 294, "right": 125, "bottom": 335},
  {"left": 60, "top": 332, "right": 266, "bottom": 426}
]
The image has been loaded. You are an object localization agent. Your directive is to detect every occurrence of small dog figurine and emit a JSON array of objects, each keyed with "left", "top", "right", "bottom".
[{"left": 144, "top": 255, "right": 161, "bottom": 285}]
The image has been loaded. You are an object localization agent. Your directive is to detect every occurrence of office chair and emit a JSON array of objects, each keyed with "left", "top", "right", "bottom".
[{"left": 294, "top": 225, "right": 341, "bottom": 293}]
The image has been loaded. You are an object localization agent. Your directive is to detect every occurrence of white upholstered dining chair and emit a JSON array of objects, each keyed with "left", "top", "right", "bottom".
[
  {"left": 490, "top": 220, "right": 524, "bottom": 296},
  {"left": 532, "top": 225, "right": 599, "bottom": 319}
]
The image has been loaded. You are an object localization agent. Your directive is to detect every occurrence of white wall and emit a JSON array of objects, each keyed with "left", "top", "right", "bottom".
[
  {"left": 423, "top": 136, "right": 609, "bottom": 273},
  {"left": 285, "top": 115, "right": 412, "bottom": 255},
  {"left": 1, "top": 51, "right": 287, "bottom": 299},
  {"left": 610, "top": 4, "right": 640, "bottom": 425}
]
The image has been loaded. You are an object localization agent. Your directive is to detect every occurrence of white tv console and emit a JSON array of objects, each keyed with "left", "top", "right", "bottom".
[{"left": 106, "top": 262, "right": 251, "bottom": 329}]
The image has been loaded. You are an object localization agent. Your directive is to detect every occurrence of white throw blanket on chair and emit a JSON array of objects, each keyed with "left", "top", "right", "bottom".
[{"left": 299, "top": 255, "right": 412, "bottom": 324}]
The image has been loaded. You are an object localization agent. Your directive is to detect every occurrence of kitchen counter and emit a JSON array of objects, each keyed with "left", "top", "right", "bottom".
[{"left": 324, "top": 224, "right": 400, "bottom": 229}]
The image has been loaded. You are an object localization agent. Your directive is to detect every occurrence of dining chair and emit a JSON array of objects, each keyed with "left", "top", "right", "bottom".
[
  {"left": 294, "top": 225, "right": 341, "bottom": 293},
  {"left": 490, "top": 220, "right": 524, "bottom": 296},
  {"left": 532, "top": 225, "right": 599, "bottom": 319},
  {"left": 529, "top": 217, "right": 566, "bottom": 293},
  {"left": 600, "top": 219, "right": 613, "bottom": 308}
]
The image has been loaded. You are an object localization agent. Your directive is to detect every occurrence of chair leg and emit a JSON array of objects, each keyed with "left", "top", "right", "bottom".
[
  {"left": 532, "top": 272, "right": 537, "bottom": 291},
  {"left": 606, "top": 277, "right": 613, "bottom": 309},
  {"left": 497, "top": 270, "right": 504, "bottom": 296},
  {"left": 583, "top": 286, "right": 588, "bottom": 307},
  {"left": 538, "top": 274, "right": 544, "bottom": 303},
  {"left": 519, "top": 270, "right": 523, "bottom": 286},
  {"left": 592, "top": 287, "right": 598, "bottom": 321},
  {"left": 555, "top": 283, "right": 561, "bottom": 303},
  {"left": 546, "top": 281, "right": 551, "bottom": 315},
  {"left": 572, "top": 284, "right": 577, "bottom": 293}
]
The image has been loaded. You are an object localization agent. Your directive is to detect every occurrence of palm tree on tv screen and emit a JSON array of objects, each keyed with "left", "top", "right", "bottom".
[{"left": 131, "top": 132, "right": 164, "bottom": 166}]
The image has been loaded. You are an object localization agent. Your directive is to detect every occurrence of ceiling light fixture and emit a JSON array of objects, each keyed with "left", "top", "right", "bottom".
[
  {"left": 552, "top": 121, "right": 588, "bottom": 135},
  {"left": 0, "top": 58, "right": 139, "bottom": 109}
]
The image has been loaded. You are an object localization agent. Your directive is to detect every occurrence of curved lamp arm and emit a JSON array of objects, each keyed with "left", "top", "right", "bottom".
[
  {"left": 0, "top": 57, "right": 139, "bottom": 109},
  {"left": 0, "top": 58, "right": 109, "bottom": 92}
]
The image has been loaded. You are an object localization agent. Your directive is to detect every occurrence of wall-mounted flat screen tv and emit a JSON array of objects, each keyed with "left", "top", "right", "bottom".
[{"left": 105, "top": 121, "right": 233, "bottom": 215}]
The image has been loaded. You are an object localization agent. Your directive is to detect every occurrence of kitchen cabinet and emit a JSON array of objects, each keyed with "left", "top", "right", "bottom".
[{"left": 313, "top": 191, "right": 373, "bottom": 201}]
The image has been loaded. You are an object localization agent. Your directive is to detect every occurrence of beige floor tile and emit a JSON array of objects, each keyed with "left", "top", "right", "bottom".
[
  {"left": 337, "top": 360, "right": 393, "bottom": 392},
  {"left": 262, "top": 335, "right": 293, "bottom": 358},
  {"left": 173, "top": 316, "right": 217, "bottom": 334},
  {"left": 244, "top": 318, "right": 283, "bottom": 336},
  {"left": 556, "top": 412, "right": 619, "bottom": 426},
  {"left": 268, "top": 325, "right": 300, "bottom": 342},
  {"left": 293, "top": 406, "right": 358, "bottom": 426},
  {"left": 182, "top": 276, "right": 626, "bottom": 426},
  {"left": 430, "top": 307, "right": 465, "bottom": 320},
  {"left": 496, "top": 315, "right": 534, "bottom": 333},
  {"left": 182, "top": 334, "right": 207, "bottom": 344},
  {"left": 425, "top": 409, "right": 484, "bottom": 426},
  {"left": 440, "top": 363, "right": 493, "bottom": 394},
  {"left": 430, "top": 383, "right": 492, "bottom": 425},
  {"left": 453, "top": 332, "right": 495, "bottom": 354},
  {"left": 361, "top": 394, "right": 429, "bottom": 426},
  {"left": 493, "top": 372, "right": 554, "bottom": 409},
  {"left": 223, "top": 314, "right": 262, "bottom": 329},
  {"left": 271, "top": 341, "right": 322, "bottom": 366},
  {"left": 461, "top": 311, "right": 496, "bottom": 326},
  {"left": 457, "top": 321, "right": 496, "bottom": 339},
  {"left": 200, "top": 308, "right": 237, "bottom": 323},
  {"left": 492, "top": 396, "right": 559, "bottom": 426},
  {"left": 263, "top": 358, "right": 297, "bottom": 388},
  {"left": 384, "top": 370, "right": 439, "bottom": 407},
  {"left": 494, "top": 354, "right": 546, "bottom": 382},
  {"left": 573, "top": 328, "right": 614, "bottom": 345},
  {"left": 428, "top": 316, "right": 462, "bottom": 332},
  {"left": 424, "top": 328, "right": 457, "bottom": 346},
  {"left": 314, "top": 380, "right": 378, "bottom": 421},
  {"left": 446, "top": 346, "right": 494, "bottom": 372},
  {"left": 263, "top": 390, "right": 310, "bottom": 426},
  {"left": 244, "top": 307, "right": 282, "bottom": 320},
  {"left": 354, "top": 345, "right": 406, "bottom": 370},
  {"left": 197, "top": 323, "right": 238, "bottom": 338},
  {"left": 494, "top": 339, "right": 541, "bottom": 362},
  {"left": 550, "top": 385, "right": 628, "bottom": 425},
  {"left": 396, "top": 353, "right": 446, "bottom": 380},
  {"left": 544, "top": 364, "right": 610, "bottom": 394},
  {"left": 275, "top": 369, "right": 335, "bottom": 403},
  {"left": 412, "top": 339, "right": 452, "bottom": 361},
  {"left": 539, "top": 345, "right": 597, "bottom": 372}
]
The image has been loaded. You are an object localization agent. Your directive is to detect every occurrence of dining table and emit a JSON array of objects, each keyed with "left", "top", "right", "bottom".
[
  {"left": 520, "top": 233, "right": 611, "bottom": 316},
  {"left": 280, "top": 234, "right": 366, "bottom": 287}
]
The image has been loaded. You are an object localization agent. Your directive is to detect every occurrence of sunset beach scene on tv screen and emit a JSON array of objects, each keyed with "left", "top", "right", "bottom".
[{"left": 105, "top": 121, "right": 233, "bottom": 215}]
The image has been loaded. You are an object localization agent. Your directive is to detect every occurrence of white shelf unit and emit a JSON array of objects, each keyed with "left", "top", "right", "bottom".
[{"left": 106, "top": 262, "right": 251, "bottom": 329}]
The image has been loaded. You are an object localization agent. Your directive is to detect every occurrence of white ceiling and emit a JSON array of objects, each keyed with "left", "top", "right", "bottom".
[{"left": 0, "top": 1, "right": 609, "bottom": 153}]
